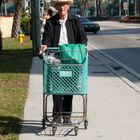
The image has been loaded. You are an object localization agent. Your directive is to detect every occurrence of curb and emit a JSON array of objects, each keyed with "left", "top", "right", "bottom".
[{"left": 88, "top": 43, "right": 140, "bottom": 94}]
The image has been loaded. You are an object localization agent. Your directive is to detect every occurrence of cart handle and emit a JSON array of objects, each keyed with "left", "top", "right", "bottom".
[{"left": 47, "top": 47, "right": 59, "bottom": 51}]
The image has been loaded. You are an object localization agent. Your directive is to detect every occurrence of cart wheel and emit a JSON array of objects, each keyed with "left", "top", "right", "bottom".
[
  {"left": 42, "top": 119, "right": 45, "bottom": 130},
  {"left": 84, "top": 120, "right": 88, "bottom": 129},
  {"left": 52, "top": 126, "right": 57, "bottom": 136},
  {"left": 74, "top": 126, "right": 78, "bottom": 136}
]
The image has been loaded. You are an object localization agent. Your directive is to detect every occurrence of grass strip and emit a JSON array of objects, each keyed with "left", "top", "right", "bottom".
[{"left": 0, "top": 36, "right": 32, "bottom": 140}]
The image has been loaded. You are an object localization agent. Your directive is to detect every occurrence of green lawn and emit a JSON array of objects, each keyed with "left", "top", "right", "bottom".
[{"left": 0, "top": 36, "right": 32, "bottom": 140}]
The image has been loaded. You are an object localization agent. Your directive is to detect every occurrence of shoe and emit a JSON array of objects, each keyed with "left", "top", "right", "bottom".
[{"left": 63, "top": 118, "right": 72, "bottom": 124}]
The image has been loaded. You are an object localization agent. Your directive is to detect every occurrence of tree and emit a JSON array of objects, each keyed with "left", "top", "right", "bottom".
[
  {"left": 79, "top": 0, "right": 92, "bottom": 16},
  {"left": 136, "top": 0, "right": 140, "bottom": 16},
  {"left": 0, "top": 1, "right": 2, "bottom": 7},
  {"left": 96, "top": 0, "right": 102, "bottom": 17},
  {"left": 11, "top": 0, "right": 23, "bottom": 38}
]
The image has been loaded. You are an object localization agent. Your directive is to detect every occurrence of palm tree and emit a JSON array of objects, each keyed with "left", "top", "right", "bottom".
[
  {"left": 11, "top": 0, "right": 23, "bottom": 38},
  {"left": 96, "top": 0, "right": 102, "bottom": 17}
]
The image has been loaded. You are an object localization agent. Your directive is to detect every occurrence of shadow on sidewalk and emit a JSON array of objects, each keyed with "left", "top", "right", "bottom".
[
  {"left": 20, "top": 120, "right": 43, "bottom": 135},
  {"left": 0, "top": 116, "right": 42, "bottom": 135},
  {"left": 0, "top": 116, "right": 84, "bottom": 136}
]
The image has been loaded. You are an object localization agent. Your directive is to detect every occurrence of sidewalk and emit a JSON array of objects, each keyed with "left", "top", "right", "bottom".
[{"left": 19, "top": 46, "right": 140, "bottom": 140}]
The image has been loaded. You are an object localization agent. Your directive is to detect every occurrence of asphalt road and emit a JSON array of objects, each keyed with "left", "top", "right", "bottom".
[{"left": 87, "top": 21, "right": 140, "bottom": 87}]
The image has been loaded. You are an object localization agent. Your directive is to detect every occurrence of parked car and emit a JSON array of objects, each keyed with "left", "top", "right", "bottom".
[{"left": 79, "top": 17, "right": 100, "bottom": 34}]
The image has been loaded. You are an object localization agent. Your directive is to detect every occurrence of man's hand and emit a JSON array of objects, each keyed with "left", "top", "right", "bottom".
[{"left": 39, "top": 45, "right": 48, "bottom": 54}]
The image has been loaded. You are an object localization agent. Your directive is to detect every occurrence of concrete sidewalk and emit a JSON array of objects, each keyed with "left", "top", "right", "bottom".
[{"left": 19, "top": 46, "right": 140, "bottom": 140}]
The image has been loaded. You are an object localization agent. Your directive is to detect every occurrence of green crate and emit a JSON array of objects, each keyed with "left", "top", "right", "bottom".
[{"left": 43, "top": 55, "right": 88, "bottom": 95}]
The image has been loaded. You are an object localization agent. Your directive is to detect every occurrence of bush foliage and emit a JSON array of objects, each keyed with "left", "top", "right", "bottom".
[{"left": 20, "top": 11, "right": 31, "bottom": 35}]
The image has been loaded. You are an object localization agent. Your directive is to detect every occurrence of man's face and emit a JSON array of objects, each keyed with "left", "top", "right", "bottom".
[{"left": 55, "top": 2, "right": 70, "bottom": 18}]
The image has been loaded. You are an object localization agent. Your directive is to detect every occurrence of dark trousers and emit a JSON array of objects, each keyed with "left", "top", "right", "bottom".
[{"left": 52, "top": 95, "right": 73, "bottom": 118}]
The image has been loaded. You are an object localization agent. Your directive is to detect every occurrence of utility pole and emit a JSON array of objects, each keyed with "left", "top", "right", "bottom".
[
  {"left": 94, "top": 0, "right": 97, "bottom": 16},
  {"left": 31, "top": 0, "right": 41, "bottom": 56},
  {"left": 119, "top": 0, "right": 121, "bottom": 16},
  {"left": 127, "top": 0, "right": 129, "bottom": 16}
]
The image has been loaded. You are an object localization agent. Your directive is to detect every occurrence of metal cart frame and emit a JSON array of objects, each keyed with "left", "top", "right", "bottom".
[{"left": 42, "top": 47, "right": 88, "bottom": 136}]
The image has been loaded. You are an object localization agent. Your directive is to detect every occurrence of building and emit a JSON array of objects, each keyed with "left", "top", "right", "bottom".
[
  {"left": 0, "top": 0, "right": 30, "bottom": 16},
  {"left": 0, "top": 0, "right": 15, "bottom": 16},
  {"left": 0, "top": 0, "right": 31, "bottom": 38}
]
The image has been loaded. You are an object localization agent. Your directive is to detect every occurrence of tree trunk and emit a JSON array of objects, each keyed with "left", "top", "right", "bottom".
[
  {"left": 11, "top": 0, "right": 23, "bottom": 38},
  {"left": 0, "top": 30, "right": 2, "bottom": 52},
  {"left": 96, "top": 0, "right": 101, "bottom": 17},
  {"left": 99, "top": 0, "right": 101, "bottom": 16},
  {"left": 138, "top": 0, "right": 140, "bottom": 16}
]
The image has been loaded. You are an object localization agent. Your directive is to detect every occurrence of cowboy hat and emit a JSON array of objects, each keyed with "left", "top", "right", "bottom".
[{"left": 50, "top": 0, "right": 73, "bottom": 7}]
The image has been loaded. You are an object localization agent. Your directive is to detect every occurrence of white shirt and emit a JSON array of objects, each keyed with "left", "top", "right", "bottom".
[{"left": 58, "top": 16, "right": 68, "bottom": 45}]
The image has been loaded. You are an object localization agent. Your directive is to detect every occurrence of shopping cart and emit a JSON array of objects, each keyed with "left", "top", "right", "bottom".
[{"left": 42, "top": 46, "right": 88, "bottom": 136}]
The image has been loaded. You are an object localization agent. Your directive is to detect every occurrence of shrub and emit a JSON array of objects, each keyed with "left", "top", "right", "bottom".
[
  {"left": 129, "top": 16, "right": 140, "bottom": 20},
  {"left": 120, "top": 15, "right": 140, "bottom": 23},
  {"left": 20, "top": 11, "right": 31, "bottom": 35}
]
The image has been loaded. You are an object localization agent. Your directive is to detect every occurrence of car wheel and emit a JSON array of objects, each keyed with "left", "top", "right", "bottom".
[{"left": 93, "top": 31, "right": 97, "bottom": 34}]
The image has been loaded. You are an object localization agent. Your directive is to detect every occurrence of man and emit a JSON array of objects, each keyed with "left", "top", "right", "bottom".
[
  {"left": 40, "top": 9, "right": 53, "bottom": 40},
  {"left": 40, "top": 0, "right": 87, "bottom": 124}
]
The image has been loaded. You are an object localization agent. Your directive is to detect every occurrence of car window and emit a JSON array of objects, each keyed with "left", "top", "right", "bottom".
[{"left": 79, "top": 17, "right": 91, "bottom": 22}]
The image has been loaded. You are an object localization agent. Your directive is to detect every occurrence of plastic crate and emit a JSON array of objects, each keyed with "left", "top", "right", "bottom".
[{"left": 43, "top": 47, "right": 88, "bottom": 95}]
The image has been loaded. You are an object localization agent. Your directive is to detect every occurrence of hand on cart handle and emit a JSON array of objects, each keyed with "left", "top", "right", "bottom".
[
  {"left": 86, "top": 48, "right": 89, "bottom": 53},
  {"left": 39, "top": 45, "right": 48, "bottom": 55},
  {"left": 38, "top": 45, "right": 48, "bottom": 59}
]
